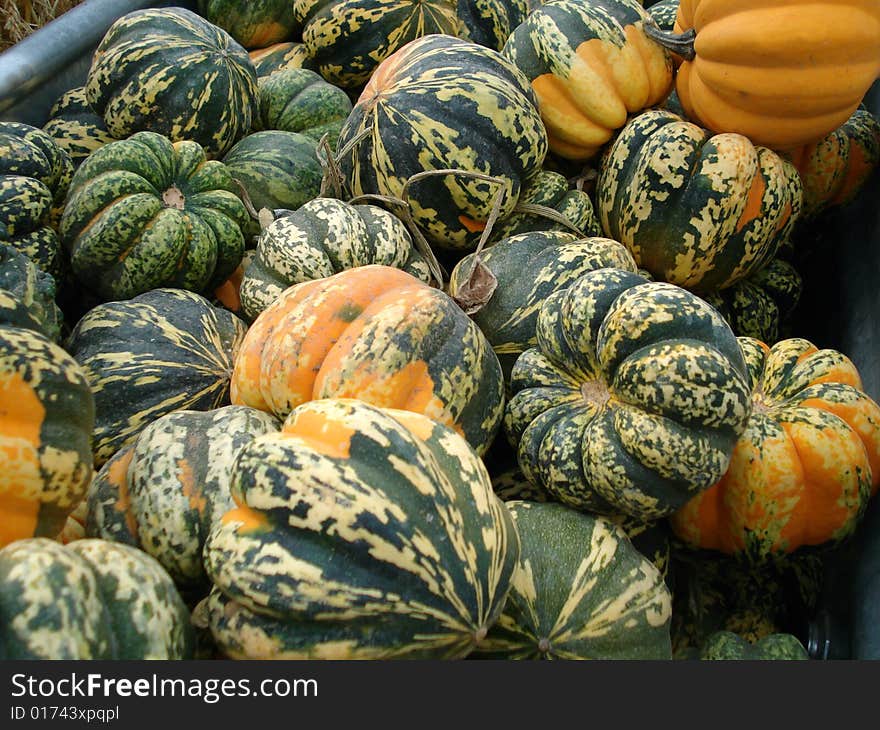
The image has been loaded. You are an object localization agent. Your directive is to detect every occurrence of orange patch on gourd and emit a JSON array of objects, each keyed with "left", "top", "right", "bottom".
[
  {"left": 459, "top": 216, "right": 486, "bottom": 234},
  {"left": 222, "top": 504, "right": 270, "bottom": 533},
  {"left": 833, "top": 143, "right": 871, "bottom": 205},
  {"left": 0, "top": 372, "right": 45, "bottom": 546},
  {"left": 248, "top": 23, "right": 288, "bottom": 49},
  {"left": 387, "top": 410, "right": 437, "bottom": 443},
  {"left": 214, "top": 264, "right": 245, "bottom": 313},
  {"left": 109, "top": 448, "right": 139, "bottom": 542},
  {"left": 734, "top": 170, "right": 766, "bottom": 233},
  {"left": 177, "top": 459, "right": 207, "bottom": 514},
  {"left": 282, "top": 408, "right": 357, "bottom": 459}
]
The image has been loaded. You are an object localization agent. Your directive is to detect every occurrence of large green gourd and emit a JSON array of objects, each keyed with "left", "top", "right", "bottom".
[
  {"left": 85, "top": 7, "right": 259, "bottom": 157},
  {"left": 0, "top": 538, "right": 193, "bottom": 659},
  {"left": 201, "top": 398, "right": 520, "bottom": 659},
  {"left": 66, "top": 288, "right": 247, "bottom": 467},
  {"left": 60, "top": 131, "right": 249, "bottom": 302},
  {"left": 474, "top": 501, "right": 672, "bottom": 659}
]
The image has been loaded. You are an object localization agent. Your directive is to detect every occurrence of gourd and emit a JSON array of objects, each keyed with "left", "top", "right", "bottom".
[
  {"left": 0, "top": 243, "right": 63, "bottom": 343},
  {"left": 197, "top": 0, "right": 300, "bottom": 49},
  {"left": 42, "top": 87, "right": 115, "bottom": 168},
  {"left": 699, "top": 632, "right": 809, "bottom": 661}
]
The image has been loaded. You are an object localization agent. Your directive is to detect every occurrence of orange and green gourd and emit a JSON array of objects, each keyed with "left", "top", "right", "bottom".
[
  {"left": 502, "top": 0, "right": 674, "bottom": 161},
  {"left": 0, "top": 320, "right": 94, "bottom": 549},
  {"left": 197, "top": 0, "right": 301, "bottom": 49},
  {"left": 504, "top": 267, "right": 752, "bottom": 521},
  {"left": 239, "top": 198, "right": 431, "bottom": 321},
  {"left": 596, "top": 109, "right": 804, "bottom": 293},
  {"left": 671, "top": 337, "right": 880, "bottom": 561},
  {"left": 66, "top": 288, "right": 248, "bottom": 467},
  {"left": 473, "top": 501, "right": 672, "bottom": 659},
  {"left": 0, "top": 538, "right": 193, "bottom": 659},
  {"left": 337, "top": 34, "right": 548, "bottom": 252},
  {"left": 84, "top": 7, "right": 259, "bottom": 158},
  {"left": 249, "top": 42, "right": 317, "bottom": 76},
  {"left": 643, "top": 0, "right": 880, "bottom": 152},
  {"left": 200, "top": 398, "right": 520, "bottom": 659},
  {"left": 231, "top": 265, "right": 505, "bottom": 457},
  {"left": 60, "top": 131, "right": 250, "bottom": 302}
]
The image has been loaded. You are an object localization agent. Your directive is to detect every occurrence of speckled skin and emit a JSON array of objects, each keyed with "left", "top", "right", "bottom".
[
  {"left": 456, "top": 0, "right": 530, "bottom": 52},
  {"left": 596, "top": 109, "right": 804, "bottom": 294},
  {"left": 671, "top": 337, "right": 880, "bottom": 560},
  {"left": 240, "top": 198, "right": 431, "bottom": 320},
  {"left": 201, "top": 398, "right": 519, "bottom": 659},
  {"left": 43, "top": 87, "right": 116, "bottom": 169},
  {"left": 0, "top": 243, "right": 62, "bottom": 342},
  {"left": 86, "top": 406, "right": 280, "bottom": 594},
  {"left": 0, "top": 538, "right": 193, "bottom": 659},
  {"left": 66, "top": 288, "right": 247, "bottom": 467},
  {"left": 700, "top": 631, "right": 808, "bottom": 660},
  {"left": 84, "top": 7, "right": 259, "bottom": 158},
  {"left": 250, "top": 42, "right": 317, "bottom": 76},
  {"left": 338, "top": 34, "right": 548, "bottom": 251},
  {"left": 0, "top": 323, "right": 94, "bottom": 548},
  {"left": 504, "top": 267, "right": 752, "bottom": 522},
  {"left": 474, "top": 501, "right": 672, "bottom": 659},
  {"left": 60, "top": 131, "right": 249, "bottom": 302},
  {"left": 294, "top": 0, "right": 461, "bottom": 89}
]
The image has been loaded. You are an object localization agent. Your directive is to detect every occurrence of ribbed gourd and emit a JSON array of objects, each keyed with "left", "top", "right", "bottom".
[
  {"left": 504, "top": 267, "right": 752, "bottom": 521},
  {"left": 240, "top": 198, "right": 431, "bottom": 321},
  {"left": 671, "top": 337, "right": 880, "bottom": 561},
  {"left": 0, "top": 319, "right": 94, "bottom": 548},
  {"left": 456, "top": 0, "right": 530, "bottom": 51},
  {"left": 252, "top": 69, "right": 353, "bottom": 147},
  {"left": 699, "top": 632, "right": 809, "bottom": 661},
  {"left": 0, "top": 122, "right": 73, "bottom": 280},
  {"left": 473, "top": 501, "right": 672, "bottom": 659},
  {"left": 84, "top": 7, "right": 259, "bottom": 157},
  {"left": 0, "top": 538, "right": 193, "bottom": 659},
  {"left": 250, "top": 42, "right": 317, "bottom": 76},
  {"left": 294, "top": 0, "right": 461, "bottom": 89},
  {"left": 232, "top": 265, "right": 505, "bottom": 456},
  {"left": 42, "top": 87, "right": 115, "bottom": 169},
  {"left": 597, "top": 109, "right": 804, "bottom": 293},
  {"left": 448, "top": 231, "right": 638, "bottom": 377},
  {"left": 86, "top": 406, "right": 280, "bottom": 596},
  {"left": 502, "top": 0, "right": 674, "bottom": 161},
  {"left": 66, "top": 288, "right": 247, "bottom": 467},
  {"left": 197, "top": 0, "right": 301, "bottom": 49},
  {"left": 337, "top": 34, "right": 548, "bottom": 252},
  {"left": 60, "top": 131, "right": 250, "bottom": 302},
  {"left": 200, "top": 398, "right": 520, "bottom": 659},
  {"left": 0, "top": 243, "right": 63, "bottom": 343}
]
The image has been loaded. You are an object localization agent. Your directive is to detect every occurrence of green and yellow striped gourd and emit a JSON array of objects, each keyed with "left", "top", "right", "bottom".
[
  {"left": 596, "top": 109, "right": 804, "bottom": 293},
  {"left": 197, "top": 0, "right": 300, "bottom": 49},
  {"left": 0, "top": 243, "right": 62, "bottom": 343},
  {"left": 473, "top": 501, "right": 672, "bottom": 659},
  {"left": 42, "top": 87, "right": 115, "bottom": 169},
  {"left": 0, "top": 538, "right": 193, "bottom": 659},
  {"left": 60, "top": 131, "right": 249, "bottom": 302},
  {"left": 0, "top": 122, "right": 73, "bottom": 280},
  {"left": 66, "top": 288, "right": 247, "bottom": 467},
  {"left": 338, "top": 34, "right": 548, "bottom": 252},
  {"left": 504, "top": 267, "right": 752, "bottom": 521},
  {"left": 86, "top": 406, "right": 280, "bottom": 597},
  {"left": 456, "top": 0, "right": 529, "bottom": 51},
  {"left": 200, "top": 398, "right": 519, "bottom": 659},
  {"left": 85, "top": 7, "right": 259, "bottom": 158},
  {"left": 250, "top": 42, "right": 317, "bottom": 76},
  {"left": 240, "top": 198, "right": 431, "bottom": 320}
]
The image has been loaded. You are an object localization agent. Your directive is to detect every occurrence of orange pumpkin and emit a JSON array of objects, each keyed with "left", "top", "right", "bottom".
[
  {"left": 646, "top": 0, "right": 880, "bottom": 151},
  {"left": 230, "top": 265, "right": 505, "bottom": 456},
  {"left": 671, "top": 337, "right": 880, "bottom": 561}
]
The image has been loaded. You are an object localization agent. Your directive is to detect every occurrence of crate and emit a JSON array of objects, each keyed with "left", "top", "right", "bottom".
[{"left": 0, "top": 0, "right": 877, "bottom": 659}]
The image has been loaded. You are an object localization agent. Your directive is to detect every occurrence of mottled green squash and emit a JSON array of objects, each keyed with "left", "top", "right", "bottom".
[
  {"left": 700, "top": 631, "right": 809, "bottom": 661},
  {"left": 448, "top": 231, "right": 638, "bottom": 378},
  {"left": 0, "top": 323, "right": 94, "bottom": 548},
  {"left": 250, "top": 42, "right": 317, "bottom": 76},
  {"left": 0, "top": 538, "right": 193, "bottom": 659},
  {"left": 0, "top": 243, "right": 62, "bottom": 342},
  {"left": 201, "top": 398, "right": 520, "bottom": 659},
  {"left": 474, "top": 501, "right": 671, "bottom": 659},
  {"left": 338, "top": 34, "right": 548, "bottom": 252},
  {"left": 42, "top": 87, "right": 115, "bottom": 169},
  {"left": 646, "top": 0, "right": 679, "bottom": 31},
  {"left": 60, "top": 131, "right": 249, "bottom": 302},
  {"left": 456, "top": 0, "right": 529, "bottom": 51},
  {"left": 295, "top": 0, "right": 461, "bottom": 89},
  {"left": 240, "top": 197, "right": 431, "bottom": 320},
  {"left": 197, "top": 0, "right": 300, "bottom": 49},
  {"left": 85, "top": 7, "right": 259, "bottom": 157},
  {"left": 87, "top": 406, "right": 279, "bottom": 595},
  {"left": 504, "top": 267, "right": 752, "bottom": 521},
  {"left": 597, "top": 109, "right": 804, "bottom": 293},
  {"left": 488, "top": 170, "right": 601, "bottom": 242},
  {"left": 0, "top": 122, "right": 73, "bottom": 279},
  {"left": 222, "top": 130, "right": 323, "bottom": 241},
  {"left": 252, "top": 69, "right": 353, "bottom": 149},
  {"left": 704, "top": 257, "right": 802, "bottom": 344},
  {"left": 66, "top": 288, "right": 247, "bottom": 467}
]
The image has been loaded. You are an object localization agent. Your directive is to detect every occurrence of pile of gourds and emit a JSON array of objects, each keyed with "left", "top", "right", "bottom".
[{"left": 1, "top": 0, "right": 879, "bottom": 661}]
